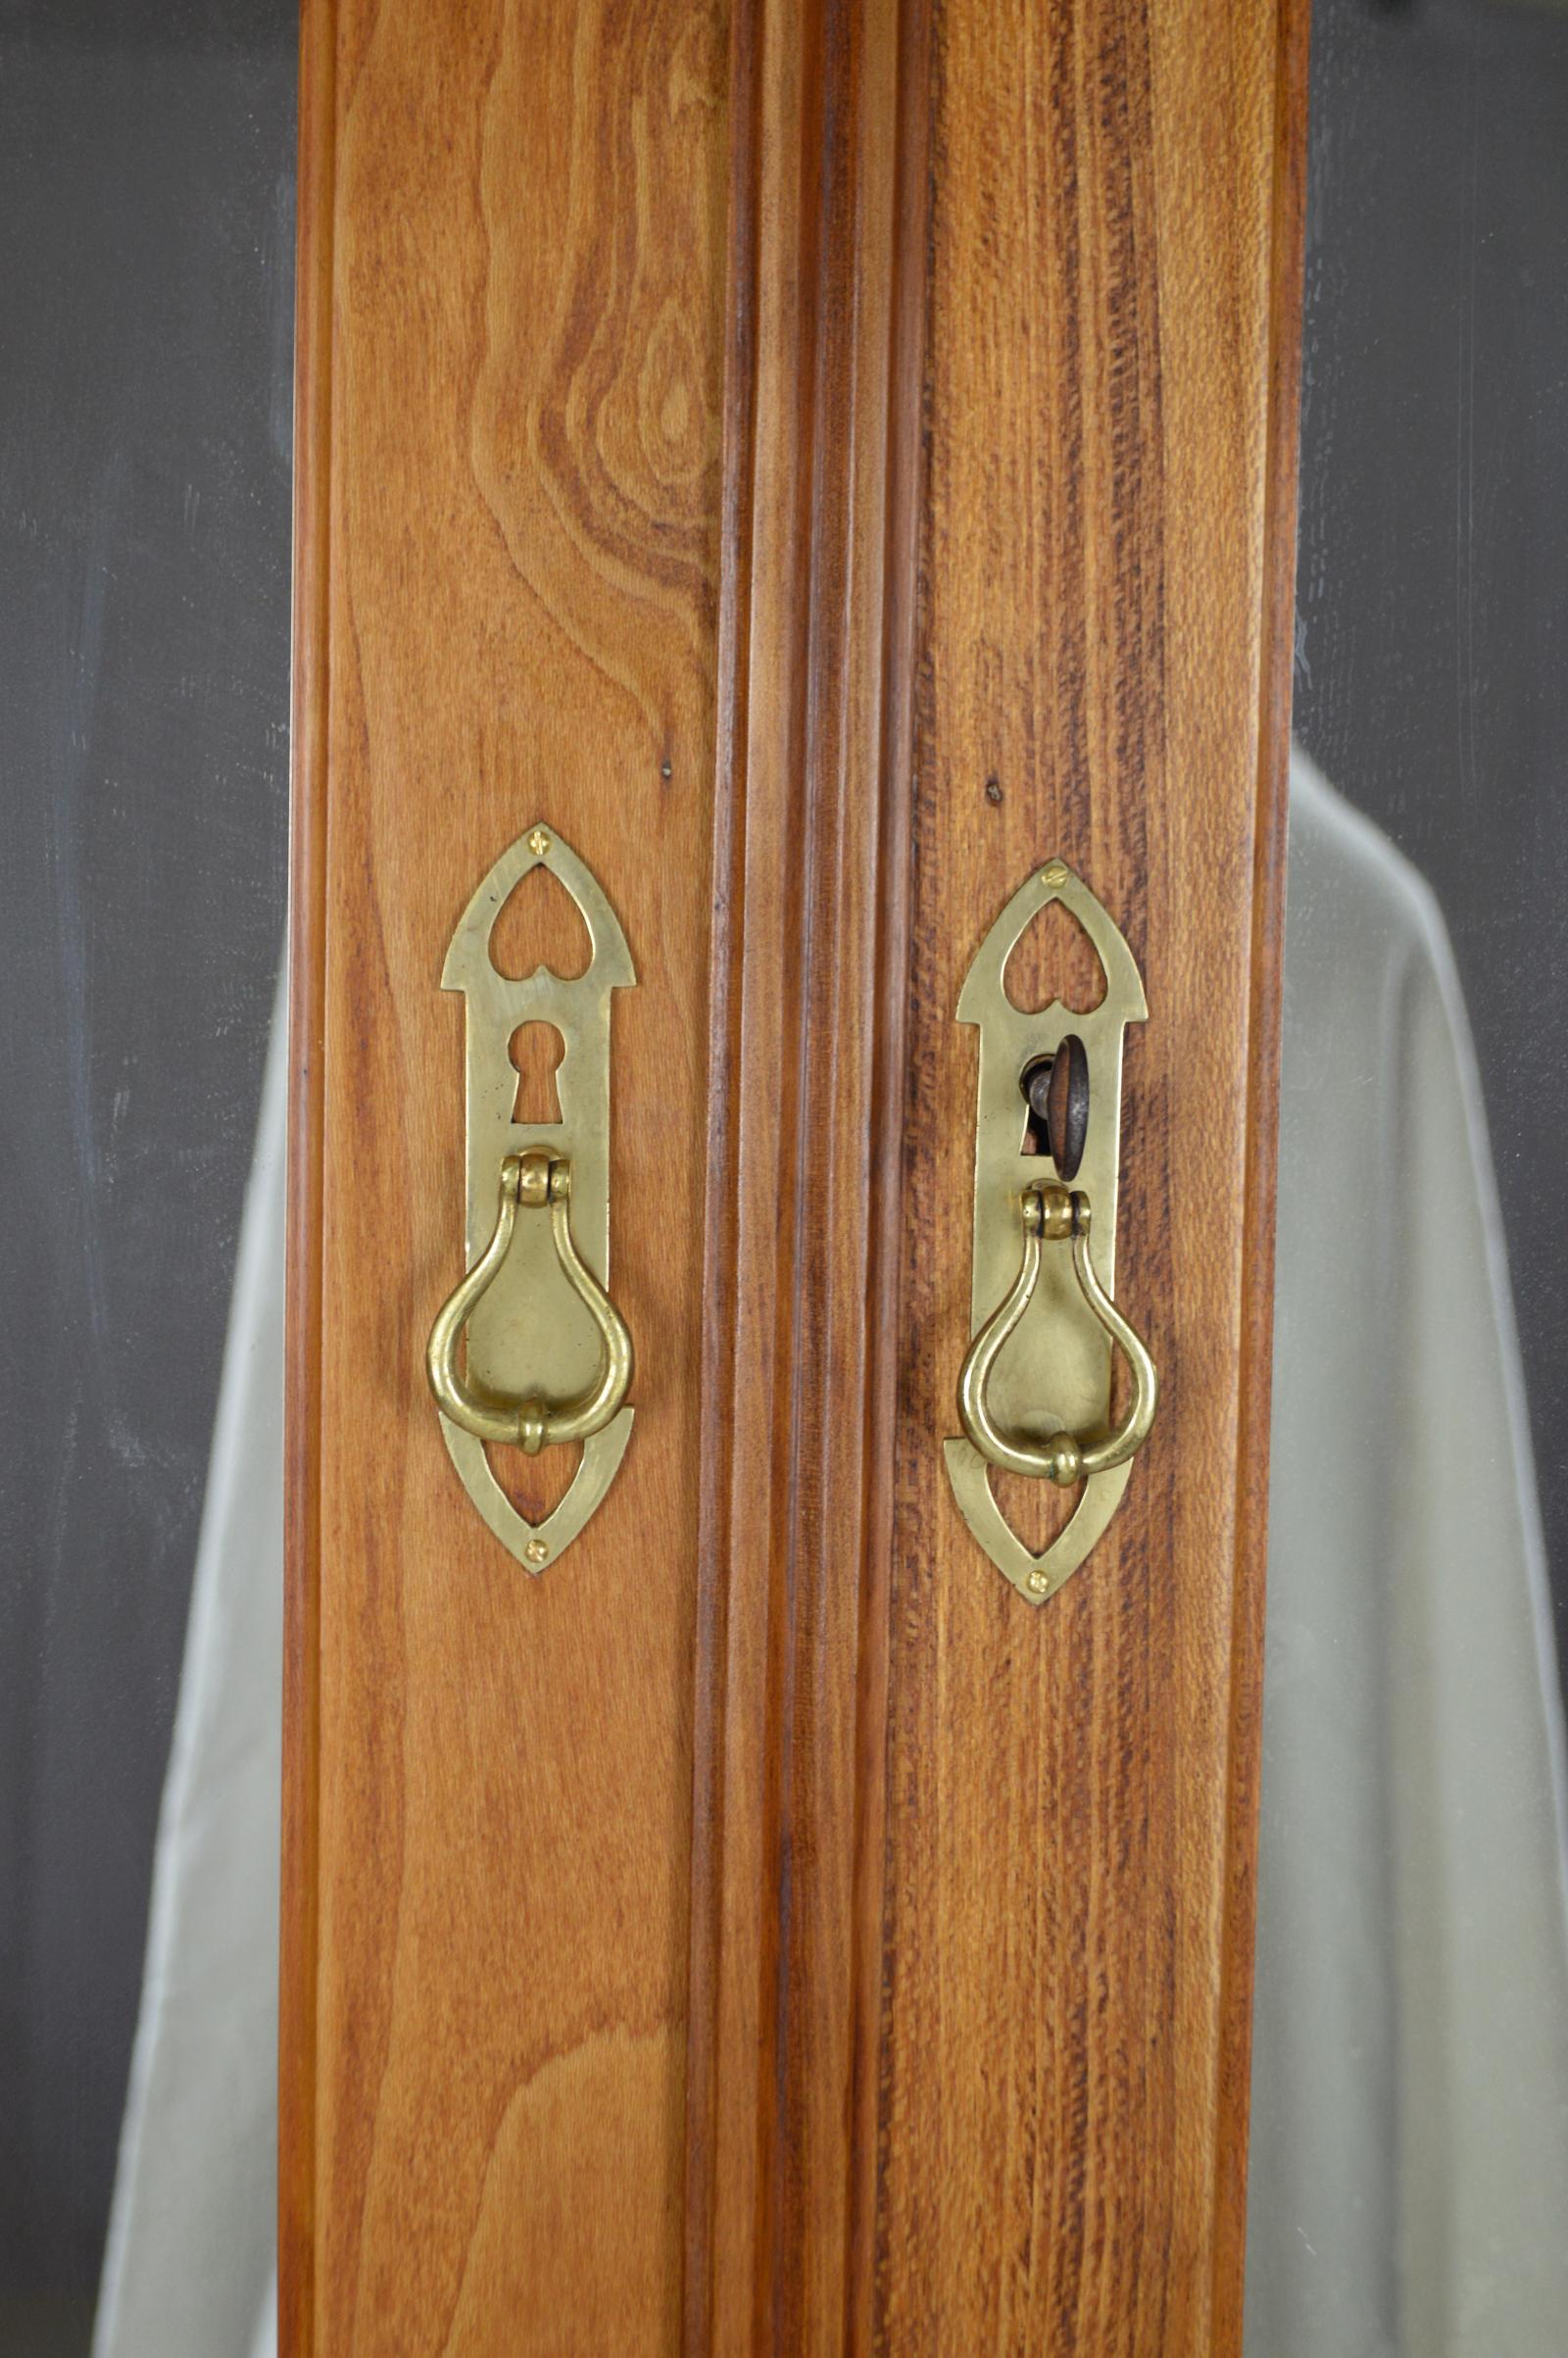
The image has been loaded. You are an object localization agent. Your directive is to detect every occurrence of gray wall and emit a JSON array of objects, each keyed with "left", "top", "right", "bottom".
[
  {"left": 0, "top": 0, "right": 294, "bottom": 2323},
  {"left": 1295, "top": 0, "right": 1568, "bottom": 1680}
]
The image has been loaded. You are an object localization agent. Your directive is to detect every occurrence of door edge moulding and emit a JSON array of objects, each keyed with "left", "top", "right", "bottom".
[
  {"left": 425, "top": 823, "right": 636, "bottom": 1571},
  {"left": 678, "top": 0, "right": 935, "bottom": 2344},
  {"left": 947, "top": 858, "right": 1157, "bottom": 1601}
]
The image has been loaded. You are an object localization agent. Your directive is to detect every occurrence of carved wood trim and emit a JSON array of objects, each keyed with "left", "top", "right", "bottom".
[{"left": 682, "top": 0, "right": 932, "bottom": 2346}]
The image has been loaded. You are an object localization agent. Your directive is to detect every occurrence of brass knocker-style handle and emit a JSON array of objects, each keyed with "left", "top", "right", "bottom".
[
  {"left": 957, "top": 1183, "right": 1156, "bottom": 1487},
  {"left": 427, "top": 1149, "right": 633, "bottom": 1455}
]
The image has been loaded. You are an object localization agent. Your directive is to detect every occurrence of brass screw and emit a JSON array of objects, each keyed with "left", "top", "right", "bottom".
[
  {"left": 527, "top": 826, "right": 551, "bottom": 858},
  {"left": 1041, "top": 860, "right": 1068, "bottom": 888},
  {"left": 524, "top": 1538, "right": 548, "bottom": 1567},
  {"left": 1028, "top": 1568, "right": 1050, "bottom": 1595}
]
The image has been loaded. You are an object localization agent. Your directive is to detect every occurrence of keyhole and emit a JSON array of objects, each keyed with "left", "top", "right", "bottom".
[{"left": 509, "top": 1022, "right": 564, "bottom": 1125}]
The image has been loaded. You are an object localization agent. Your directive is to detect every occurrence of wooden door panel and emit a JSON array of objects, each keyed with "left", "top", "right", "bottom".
[
  {"left": 677, "top": 1, "right": 1305, "bottom": 2349},
  {"left": 877, "top": 3, "right": 1306, "bottom": 2348},
  {"left": 288, "top": 2, "right": 730, "bottom": 2349},
  {"left": 287, "top": 0, "right": 1306, "bottom": 2349}
]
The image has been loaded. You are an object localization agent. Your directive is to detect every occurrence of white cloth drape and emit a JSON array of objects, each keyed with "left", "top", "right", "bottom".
[
  {"left": 91, "top": 761, "right": 1568, "bottom": 2356},
  {"left": 90, "top": 983, "right": 285, "bottom": 2358},
  {"left": 1246, "top": 758, "right": 1568, "bottom": 2356}
]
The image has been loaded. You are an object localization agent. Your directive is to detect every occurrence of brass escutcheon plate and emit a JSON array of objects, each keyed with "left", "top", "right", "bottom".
[
  {"left": 436, "top": 824, "right": 634, "bottom": 1571},
  {"left": 945, "top": 860, "right": 1150, "bottom": 1603}
]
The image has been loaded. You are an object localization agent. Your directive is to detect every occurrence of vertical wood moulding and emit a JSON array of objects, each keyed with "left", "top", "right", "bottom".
[
  {"left": 683, "top": 0, "right": 931, "bottom": 2347},
  {"left": 1206, "top": 2, "right": 1312, "bottom": 2341},
  {"left": 281, "top": 0, "right": 336, "bottom": 2345},
  {"left": 843, "top": 0, "right": 933, "bottom": 2345}
]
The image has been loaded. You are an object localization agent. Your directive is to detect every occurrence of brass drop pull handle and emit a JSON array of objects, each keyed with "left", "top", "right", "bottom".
[
  {"left": 427, "top": 1150, "right": 633, "bottom": 1455},
  {"left": 957, "top": 1183, "right": 1157, "bottom": 1487}
]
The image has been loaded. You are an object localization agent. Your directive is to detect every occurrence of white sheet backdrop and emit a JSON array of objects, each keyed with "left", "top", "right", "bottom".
[
  {"left": 1247, "top": 758, "right": 1568, "bottom": 2356},
  {"left": 90, "top": 981, "right": 284, "bottom": 2358}
]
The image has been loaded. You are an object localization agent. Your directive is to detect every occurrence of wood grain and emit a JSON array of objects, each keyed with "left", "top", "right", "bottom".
[
  {"left": 679, "top": 0, "right": 1306, "bottom": 2343},
  {"left": 289, "top": 0, "right": 1308, "bottom": 2346},
  {"left": 285, "top": 1, "right": 730, "bottom": 2349},
  {"left": 872, "top": 2, "right": 1309, "bottom": 2351},
  {"left": 680, "top": 0, "right": 930, "bottom": 2349}
]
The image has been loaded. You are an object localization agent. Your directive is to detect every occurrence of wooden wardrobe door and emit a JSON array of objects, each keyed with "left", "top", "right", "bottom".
[
  {"left": 285, "top": 1, "right": 1307, "bottom": 2351},
  {"left": 286, "top": 2, "right": 730, "bottom": 2348}
]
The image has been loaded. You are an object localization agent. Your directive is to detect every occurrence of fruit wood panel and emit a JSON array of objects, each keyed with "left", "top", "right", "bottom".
[
  {"left": 285, "top": 2, "right": 729, "bottom": 2351},
  {"left": 875, "top": 2, "right": 1306, "bottom": 2353}
]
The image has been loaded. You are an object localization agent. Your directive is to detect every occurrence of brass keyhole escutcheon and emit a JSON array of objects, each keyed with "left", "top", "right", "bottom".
[
  {"left": 945, "top": 860, "right": 1157, "bottom": 1604},
  {"left": 426, "top": 824, "right": 635, "bottom": 1573}
]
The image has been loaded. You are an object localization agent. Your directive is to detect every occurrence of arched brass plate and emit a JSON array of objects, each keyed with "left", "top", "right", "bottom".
[
  {"left": 434, "top": 823, "right": 634, "bottom": 1571},
  {"left": 945, "top": 860, "right": 1151, "bottom": 1603}
]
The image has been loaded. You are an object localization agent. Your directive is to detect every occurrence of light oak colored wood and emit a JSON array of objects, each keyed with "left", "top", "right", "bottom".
[{"left": 286, "top": 2, "right": 730, "bottom": 2349}]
